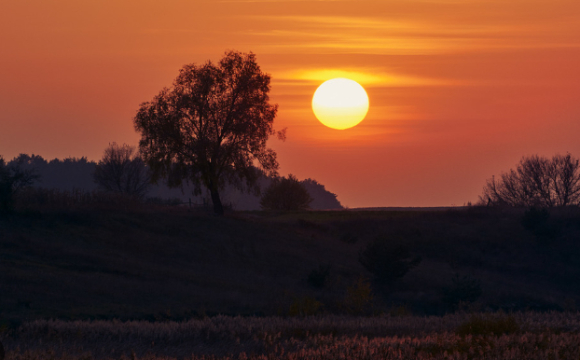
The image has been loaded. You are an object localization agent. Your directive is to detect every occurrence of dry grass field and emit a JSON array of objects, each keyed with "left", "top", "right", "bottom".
[{"left": 2, "top": 312, "right": 580, "bottom": 359}]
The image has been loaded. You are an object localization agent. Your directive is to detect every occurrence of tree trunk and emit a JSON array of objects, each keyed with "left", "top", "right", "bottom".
[{"left": 210, "top": 187, "right": 224, "bottom": 216}]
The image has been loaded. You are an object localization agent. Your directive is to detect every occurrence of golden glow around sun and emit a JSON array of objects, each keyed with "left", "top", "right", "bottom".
[{"left": 312, "top": 78, "right": 369, "bottom": 130}]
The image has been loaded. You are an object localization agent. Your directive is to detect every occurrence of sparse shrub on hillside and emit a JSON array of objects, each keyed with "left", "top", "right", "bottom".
[
  {"left": 456, "top": 313, "right": 519, "bottom": 336},
  {"left": 307, "top": 264, "right": 331, "bottom": 289},
  {"left": 260, "top": 174, "right": 313, "bottom": 211},
  {"left": 288, "top": 296, "right": 324, "bottom": 316},
  {"left": 443, "top": 274, "right": 482, "bottom": 311},
  {"left": 340, "top": 232, "right": 358, "bottom": 244},
  {"left": 359, "top": 238, "right": 421, "bottom": 284},
  {"left": 521, "top": 207, "right": 561, "bottom": 240},
  {"left": 341, "top": 277, "right": 374, "bottom": 315}
]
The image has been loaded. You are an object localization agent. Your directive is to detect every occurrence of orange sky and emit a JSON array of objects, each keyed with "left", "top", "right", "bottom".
[{"left": 1, "top": 0, "right": 579, "bottom": 207}]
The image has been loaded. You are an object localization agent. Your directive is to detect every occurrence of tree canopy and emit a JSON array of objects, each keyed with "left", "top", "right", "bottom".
[
  {"left": 260, "top": 174, "right": 313, "bottom": 211},
  {"left": 134, "top": 51, "right": 283, "bottom": 215}
]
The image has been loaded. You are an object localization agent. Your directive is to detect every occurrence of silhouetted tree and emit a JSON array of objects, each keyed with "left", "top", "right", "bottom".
[
  {"left": 359, "top": 238, "right": 421, "bottom": 284},
  {"left": 134, "top": 51, "right": 283, "bottom": 215},
  {"left": 260, "top": 174, "right": 313, "bottom": 211},
  {"left": 301, "top": 178, "right": 342, "bottom": 209},
  {"left": 481, "top": 153, "right": 580, "bottom": 207},
  {"left": 0, "top": 155, "right": 39, "bottom": 213},
  {"left": 93, "top": 142, "right": 151, "bottom": 198}
]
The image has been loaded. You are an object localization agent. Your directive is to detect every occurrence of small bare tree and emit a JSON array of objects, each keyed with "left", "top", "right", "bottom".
[
  {"left": 93, "top": 143, "right": 151, "bottom": 198},
  {"left": 0, "top": 155, "right": 39, "bottom": 213},
  {"left": 481, "top": 153, "right": 580, "bottom": 207},
  {"left": 548, "top": 153, "right": 580, "bottom": 206}
]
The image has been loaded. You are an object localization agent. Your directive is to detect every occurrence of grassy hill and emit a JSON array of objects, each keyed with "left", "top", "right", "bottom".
[{"left": 2, "top": 204, "right": 580, "bottom": 326}]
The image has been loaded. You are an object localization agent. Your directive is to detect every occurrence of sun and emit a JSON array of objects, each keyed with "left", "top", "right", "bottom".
[{"left": 312, "top": 78, "right": 369, "bottom": 130}]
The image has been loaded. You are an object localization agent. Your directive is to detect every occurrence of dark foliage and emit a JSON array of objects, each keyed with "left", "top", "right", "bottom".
[
  {"left": 521, "top": 207, "right": 550, "bottom": 230},
  {"left": 456, "top": 313, "right": 519, "bottom": 336},
  {"left": 15, "top": 187, "right": 143, "bottom": 212},
  {"left": 443, "top": 273, "right": 482, "bottom": 310},
  {"left": 301, "top": 178, "right": 342, "bottom": 209},
  {"left": 307, "top": 264, "right": 331, "bottom": 289},
  {"left": 2, "top": 154, "right": 341, "bottom": 211},
  {"left": 521, "top": 207, "right": 561, "bottom": 241},
  {"left": 481, "top": 153, "right": 580, "bottom": 207},
  {"left": 260, "top": 174, "right": 313, "bottom": 211},
  {"left": 134, "top": 51, "right": 283, "bottom": 215},
  {"left": 0, "top": 155, "right": 39, "bottom": 213},
  {"left": 8, "top": 154, "right": 97, "bottom": 191},
  {"left": 341, "top": 277, "right": 375, "bottom": 315},
  {"left": 339, "top": 232, "right": 359, "bottom": 244},
  {"left": 93, "top": 142, "right": 151, "bottom": 198},
  {"left": 358, "top": 238, "right": 421, "bottom": 284}
]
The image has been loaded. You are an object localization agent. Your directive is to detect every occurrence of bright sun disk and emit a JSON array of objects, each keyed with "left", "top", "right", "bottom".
[{"left": 312, "top": 78, "right": 369, "bottom": 130}]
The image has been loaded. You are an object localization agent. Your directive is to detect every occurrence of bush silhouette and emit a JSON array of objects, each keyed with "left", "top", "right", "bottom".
[
  {"left": 342, "top": 277, "right": 374, "bottom": 315},
  {"left": 358, "top": 238, "right": 421, "bottom": 284},
  {"left": 307, "top": 264, "right": 331, "bottom": 289},
  {"left": 260, "top": 174, "right": 312, "bottom": 211},
  {"left": 456, "top": 313, "right": 519, "bottom": 336},
  {"left": 288, "top": 296, "right": 323, "bottom": 316},
  {"left": 521, "top": 207, "right": 561, "bottom": 240},
  {"left": 443, "top": 273, "right": 482, "bottom": 311}
]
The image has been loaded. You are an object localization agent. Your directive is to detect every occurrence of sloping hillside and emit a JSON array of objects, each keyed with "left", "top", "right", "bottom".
[{"left": 2, "top": 205, "right": 580, "bottom": 325}]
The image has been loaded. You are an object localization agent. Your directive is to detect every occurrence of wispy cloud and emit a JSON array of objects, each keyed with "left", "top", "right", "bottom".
[
  {"left": 274, "top": 68, "right": 450, "bottom": 87},
  {"left": 242, "top": 13, "right": 580, "bottom": 55}
]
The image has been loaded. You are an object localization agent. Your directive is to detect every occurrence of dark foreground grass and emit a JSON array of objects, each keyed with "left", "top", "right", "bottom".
[{"left": 2, "top": 312, "right": 580, "bottom": 359}]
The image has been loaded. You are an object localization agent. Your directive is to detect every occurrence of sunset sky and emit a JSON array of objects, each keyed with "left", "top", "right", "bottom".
[{"left": 1, "top": 0, "right": 579, "bottom": 208}]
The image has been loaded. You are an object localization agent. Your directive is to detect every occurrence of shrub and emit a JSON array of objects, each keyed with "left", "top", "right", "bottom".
[
  {"left": 307, "top": 265, "right": 331, "bottom": 289},
  {"left": 288, "top": 296, "right": 323, "bottom": 316},
  {"left": 521, "top": 207, "right": 560, "bottom": 240},
  {"left": 443, "top": 274, "right": 482, "bottom": 311},
  {"left": 456, "top": 313, "right": 520, "bottom": 336},
  {"left": 358, "top": 238, "right": 421, "bottom": 284},
  {"left": 341, "top": 277, "right": 374, "bottom": 315},
  {"left": 339, "top": 232, "right": 358, "bottom": 244},
  {"left": 521, "top": 207, "right": 550, "bottom": 230},
  {"left": 260, "top": 174, "right": 313, "bottom": 211}
]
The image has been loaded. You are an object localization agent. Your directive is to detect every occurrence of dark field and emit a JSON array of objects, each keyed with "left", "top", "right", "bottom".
[{"left": 2, "top": 204, "right": 580, "bottom": 358}]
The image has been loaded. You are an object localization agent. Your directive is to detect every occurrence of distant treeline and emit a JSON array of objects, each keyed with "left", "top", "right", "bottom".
[{"left": 7, "top": 154, "right": 342, "bottom": 210}]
